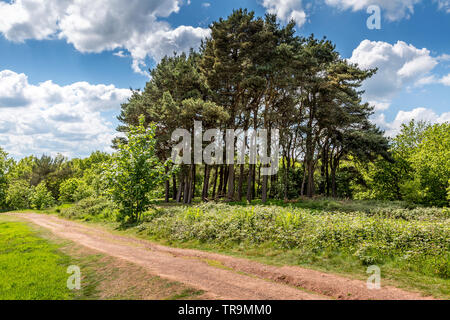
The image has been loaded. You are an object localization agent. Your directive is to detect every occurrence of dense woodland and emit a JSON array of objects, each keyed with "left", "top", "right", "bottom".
[{"left": 0, "top": 10, "right": 449, "bottom": 218}]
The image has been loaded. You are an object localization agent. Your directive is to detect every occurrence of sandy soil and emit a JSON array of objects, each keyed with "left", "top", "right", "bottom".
[{"left": 8, "top": 213, "right": 434, "bottom": 300}]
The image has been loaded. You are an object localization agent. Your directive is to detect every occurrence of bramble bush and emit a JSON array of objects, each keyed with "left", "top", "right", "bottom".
[{"left": 138, "top": 203, "right": 449, "bottom": 278}]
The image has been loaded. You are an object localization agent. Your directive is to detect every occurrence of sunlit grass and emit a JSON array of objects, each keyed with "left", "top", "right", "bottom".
[{"left": 0, "top": 217, "right": 73, "bottom": 300}]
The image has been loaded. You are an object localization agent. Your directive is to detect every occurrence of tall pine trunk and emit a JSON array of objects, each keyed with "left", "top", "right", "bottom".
[{"left": 227, "top": 164, "right": 235, "bottom": 201}]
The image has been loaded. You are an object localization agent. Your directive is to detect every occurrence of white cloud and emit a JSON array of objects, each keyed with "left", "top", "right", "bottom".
[
  {"left": 368, "top": 101, "right": 391, "bottom": 112},
  {"left": 436, "top": 0, "right": 450, "bottom": 12},
  {"left": 325, "top": 0, "right": 420, "bottom": 21},
  {"left": 113, "top": 51, "right": 127, "bottom": 58},
  {"left": 440, "top": 74, "right": 450, "bottom": 86},
  {"left": 202, "top": 2, "right": 211, "bottom": 8},
  {"left": 349, "top": 40, "right": 439, "bottom": 109},
  {"left": 262, "top": 0, "right": 307, "bottom": 27},
  {"left": 373, "top": 108, "right": 450, "bottom": 136},
  {"left": 325, "top": 0, "right": 450, "bottom": 20},
  {"left": 0, "top": 0, "right": 210, "bottom": 75},
  {"left": 0, "top": 70, "right": 131, "bottom": 158}
]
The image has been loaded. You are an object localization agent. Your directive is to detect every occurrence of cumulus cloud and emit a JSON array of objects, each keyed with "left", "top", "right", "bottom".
[
  {"left": 349, "top": 40, "right": 439, "bottom": 109},
  {"left": 0, "top": 70, "right": 131, "bottom": 158},
  {"left": 0, "top": 0, "right": 210, "bottom": 75},
  {"left": 373, "top": 108, "right": 450, "bottom": 137},
  {"left": 262, "top": 0, "right": 307, "bottom": 27}
]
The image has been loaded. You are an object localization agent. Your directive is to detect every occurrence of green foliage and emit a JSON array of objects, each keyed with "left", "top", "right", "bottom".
[
  {"left": 138, "top": 203, "right": 450, "bottom": 279},
  {"left": 360, "top": 121, "right": 449, "bottom": 207},
  {"left": 410, "top": 123, "right": 450, "bottom": 206},
  {"left": 7, "top": 156, "right": 34, "bottom": 182},
  {"left": 30, "top": 182, "right": 55, "bottom": 210},
  {"left": 59, "top": 178, "right": 79, "bottom": 202},
  {"left": 59, "top": 178, "right": 93, "bottom": 203},
  {"left": 59, "top": 197, "right": 116, "bottom": 221},
  {"left": 0, "top": 148, "right": 12, "bottom": 209},
  {"left": 105, "top": 116, "right": 171, "bottom": 222},
  {"left": 6, "top": 180, "right": 33, "bottom": 210},
  {"left": 0, "top": 219, "right": 72, "bottom": 299}
]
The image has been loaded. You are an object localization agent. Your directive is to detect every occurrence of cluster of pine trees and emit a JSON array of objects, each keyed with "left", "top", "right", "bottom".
[{"left": 117, "top": 9, "right": 391, "bottom": 204}]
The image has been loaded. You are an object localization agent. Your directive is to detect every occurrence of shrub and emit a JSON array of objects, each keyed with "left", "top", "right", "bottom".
[
  {"left": 6, "top": 180, "right": 33, "bottom": 210},
  {"left": 104, "top": 117, "right": 171, "bottom": 222},
  {"left": 59, "top": 197, "right": 116, "bottom": 220},
  {"left": 31, "top": 182, "right": 55, "bottom": 210},
  {"left": 59, "top": 178, "right": 80, "bottom": 203},
  {"left": 59, "top": 178, "right": 94, "bottom": 203}
]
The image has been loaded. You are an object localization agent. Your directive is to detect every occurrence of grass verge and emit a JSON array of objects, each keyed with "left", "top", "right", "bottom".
[{"left": 0, "top": 215, "right": 205, "bottom": 300}]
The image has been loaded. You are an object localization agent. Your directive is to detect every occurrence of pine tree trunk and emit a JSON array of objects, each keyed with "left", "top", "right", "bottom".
[
  {"left": 165, "top": 176, "right": 170, "bottom": 203},
  {"left": 227, "top": 164, "right": 235, "bottom": 201},
  {"left": 212, "top": 166, "right": 218, "bottom": 200},
  {"left": 202, "top": 165, "right": 211, "bottom": 202},
  {"left": 183, "top": 169, "right": 191, "bottom": 204},
  {"left": 301, "top": 161, "right": 307, "bottom": 197},
  {"left": 262, "top": 175, "right": 268, "bottom": 203},
  {"left": 223, "top": 165, "right": 229, "bottom": 196},
  {"left": 283, "top": 155, "right": 288, "bottom": 200},
  {"left": 246, "top": 164, "right": 254, "bottom": 202},
  {"left": 217, "top": 165, "right": 224, "bottom": 200},
  {"left": 172, "top": 174, "right": 177, "bottom": 201},
  {"left": 237, "top": 164, "right": 245, "bottom": 201},
  {"left": 177, "top": 172, "right": 184, "bottom": 203}
]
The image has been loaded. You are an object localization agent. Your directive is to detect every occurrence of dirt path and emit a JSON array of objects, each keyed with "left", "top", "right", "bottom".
[{"left": 8, "top": 213, "right": 434, "bottom": 300}]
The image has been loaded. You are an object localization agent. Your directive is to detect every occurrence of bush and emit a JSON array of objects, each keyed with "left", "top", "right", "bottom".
[
  {"left": 59, "top": 178, "right": 93, "bottom": 203},
  {"left": 104, "top": 117, "right": 171, "bottom": 223},
  {"left": 73, "top": 180, "right": 94, "bottom": 202},
  {"left": 59, "top": 197, "right": 116, "bottom": 220},
  {"left": 6, "top": 180, "right": 33, "bottom": 210},
  {"left": 31, "top": 182, "right": 55, "bottom": 210}
]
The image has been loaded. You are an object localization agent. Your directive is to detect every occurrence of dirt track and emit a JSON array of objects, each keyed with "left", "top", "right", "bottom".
[{"left": 8, "top": 213, "right": 434, "bottom": 300}]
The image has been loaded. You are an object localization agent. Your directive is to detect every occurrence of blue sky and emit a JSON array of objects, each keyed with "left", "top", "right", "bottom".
[{"left": 0, "top": 0, "right": 449, "bottom": 159}]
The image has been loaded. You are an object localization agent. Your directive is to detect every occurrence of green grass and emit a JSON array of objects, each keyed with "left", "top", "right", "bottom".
[
  {"left": 0, "top": 215, "right": 207, "bottom": 300},
  {"left": 0, "top": 217, "right": 73, "bottom": 300}
]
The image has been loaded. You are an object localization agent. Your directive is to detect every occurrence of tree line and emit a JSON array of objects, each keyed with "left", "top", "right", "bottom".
[
  {"left": 117, "top": 9, "right": 390, "bottom": 204},
  {"left": 0, "top": 9, "right": 448, "bottom": 219}
]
